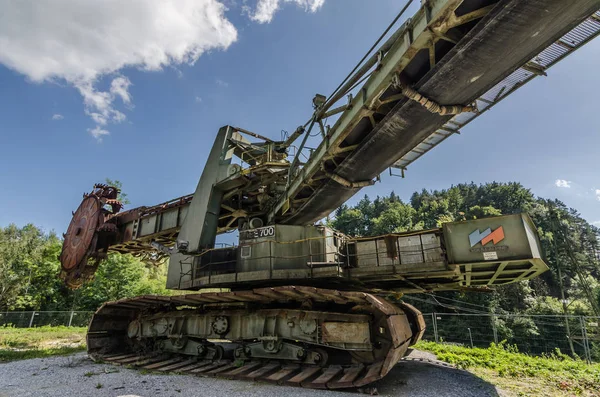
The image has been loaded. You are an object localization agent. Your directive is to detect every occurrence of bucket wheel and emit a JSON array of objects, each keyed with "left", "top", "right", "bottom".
[{"left": 59, "top": 184, "right": 122, "bottom": 289}]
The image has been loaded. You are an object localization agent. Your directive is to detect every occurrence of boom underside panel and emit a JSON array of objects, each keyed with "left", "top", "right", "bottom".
[{"left": 393, "top": 8, "right": 600, "bottom": 171}]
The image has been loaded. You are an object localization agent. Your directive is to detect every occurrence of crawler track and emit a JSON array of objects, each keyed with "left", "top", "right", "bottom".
[{"left": 88, "top": 286, "right": 425, "bottom": 389}]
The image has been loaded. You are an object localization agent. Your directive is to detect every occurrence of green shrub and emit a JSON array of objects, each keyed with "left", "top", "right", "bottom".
[{"left": 416, "top": 340, "right": 600, "bottom": 393}]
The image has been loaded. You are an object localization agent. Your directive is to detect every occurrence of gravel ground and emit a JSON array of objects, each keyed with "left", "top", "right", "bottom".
[{"left": 0, "top": 350, "right": 503, "bottom": 397}]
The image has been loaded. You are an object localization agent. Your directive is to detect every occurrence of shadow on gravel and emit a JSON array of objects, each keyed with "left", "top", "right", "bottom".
[
  {"left": 0, "top": 352, "right": 501, "bottom": 397},
  {"left": 373, "top": 360, "right": 500, "bottom": 397}
]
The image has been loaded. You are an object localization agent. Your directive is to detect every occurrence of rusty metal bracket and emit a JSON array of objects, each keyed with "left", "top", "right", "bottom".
[
  {"left": 321, "top": 167, "right": 375, "bottom": 188},
  {"left": 392, "top": 74, "right": 477, "bottom": 115}
]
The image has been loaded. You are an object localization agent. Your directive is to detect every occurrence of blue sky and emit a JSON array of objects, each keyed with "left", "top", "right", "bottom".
[{"left": 1, "top": 0, "right": 599, "bottom": 236}]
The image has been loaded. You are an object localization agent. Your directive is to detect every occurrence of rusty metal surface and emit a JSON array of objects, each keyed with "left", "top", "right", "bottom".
[
  {"left": 108, "top": 193, "right": 193, "bottom": 260},
  {"left": 59, "top": 188, "right": 195, "bottom": 288},
  {"left": 321, "top": 322, "right": 370, "bottom": 344},
  {"left": 60, "top": 196, "right": 101, "bottom": 271},
  {"left": 88, "top": 286, "right": 424, "bottom": 389},
  {"left": 59, "top": 184, "right": 122, "bottom": 288}
]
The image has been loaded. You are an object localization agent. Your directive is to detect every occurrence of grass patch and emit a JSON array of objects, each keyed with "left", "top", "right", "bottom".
[
  {"left": 0, "top": 346, "right": 85, "bottom": 362},
  {"left": 416, "top": 340, "right": 600, "bottom": 396},
  {"left": 0, "top": 325, "right": 87, "bottom": 362}
]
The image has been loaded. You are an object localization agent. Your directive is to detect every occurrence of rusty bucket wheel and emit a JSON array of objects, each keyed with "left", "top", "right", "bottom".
[
  {"left": 60, "top": 195, "right": 103, "bottom": 288},
  {"left": 61, "top": 196, "right": 101, "bottom": 270},
  {"left": 59, "top": 184, "right": 123, "bottom": 289}
]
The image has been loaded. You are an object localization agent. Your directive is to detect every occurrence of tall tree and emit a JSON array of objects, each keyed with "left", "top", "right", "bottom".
[{"left": 0, "top": 224, "right": 66, "bottom": 310}]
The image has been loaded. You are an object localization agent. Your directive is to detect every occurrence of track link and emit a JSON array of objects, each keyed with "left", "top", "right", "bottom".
[{"left": 88, "top": 286, "right": 425, "bottom": 389}]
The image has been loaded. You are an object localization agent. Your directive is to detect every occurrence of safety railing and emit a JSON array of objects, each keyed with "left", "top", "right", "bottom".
[
  {"left": 189, "top": 234, "right": 347, "bottom": 284},
  {"left": 183, "top": 230, "right": 450, "bottom": 286}
]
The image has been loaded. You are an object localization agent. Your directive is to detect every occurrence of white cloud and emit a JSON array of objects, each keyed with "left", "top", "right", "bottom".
[
  {"left": 51, "top": 114, "right": 64, "bottom": 120},
  {"left": 77, "top": 80, "right": 127, "bottom": 126},
  {"left": 250, "top": 0, "right": 325, "bottom": 24},
  {"left": 555, "top": 179, "right": 571, "bottom": 188},
  {"left": 0, "top": 0, "right": 238, "bottom": 136},
  {"left": 251, "top": 0, "right": 280, "bottom": 23},
  {"left": 216, "top": 79, "right": 229, "bottom": 87},
  {"left": 593, "top": 221, "right": 600, "bottom": 226},
  {"left": 88, "top": 126, "right": 110, "bottom": 142},
  {"left": 110, "top": 77, "right": 133, "bottom": 105},
  {"left": 595, "top": 189, "right": 600, "bottom": 201},
  {"left": 0, "top": 1, "right": 328, "bottom": 139},
  {"left": 195, "top": 96, "right": 203, "bottom": 103}
]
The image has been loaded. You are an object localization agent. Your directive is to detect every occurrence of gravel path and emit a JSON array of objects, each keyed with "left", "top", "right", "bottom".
[{"left": 0, "top": 350, "right": 503, "bottom": 397}]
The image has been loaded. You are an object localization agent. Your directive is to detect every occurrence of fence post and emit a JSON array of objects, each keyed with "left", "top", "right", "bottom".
[
  {"left": 492, "top": 315, "right": 498, "bottom": 344},
  {"left": 29, "top": 311, "right": 36, "bottom": 328},
  {"left": 468, "top": 327, "right": 474, "bottom": 348},
  {"left": 68, "top": 311, "right": 75, "bottom": 327},
  {"left": 579, "top": 316, "right": 591, "bottom": 363},
  {"left": 432, "top": 313, "right": 439, "bottom": 343}
]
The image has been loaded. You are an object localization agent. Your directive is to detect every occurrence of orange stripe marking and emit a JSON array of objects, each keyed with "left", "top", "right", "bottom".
[{"left": 481, "top": 226, "right": 505, "bottom": 246}]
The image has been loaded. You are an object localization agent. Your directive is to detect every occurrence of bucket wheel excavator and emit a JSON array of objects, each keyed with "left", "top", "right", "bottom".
[{"left": 59, "top": 0, "right": 600, "bottom": 389}]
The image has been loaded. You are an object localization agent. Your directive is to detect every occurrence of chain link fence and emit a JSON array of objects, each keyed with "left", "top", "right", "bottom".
[
  {"left": 0, "top": 311, "right": 94, "bottom": 328},
  {"left": 422, "top": 313, "right": 600, "bottom": 362}
]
